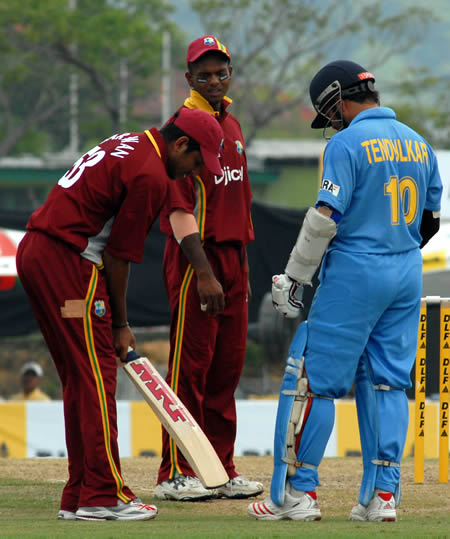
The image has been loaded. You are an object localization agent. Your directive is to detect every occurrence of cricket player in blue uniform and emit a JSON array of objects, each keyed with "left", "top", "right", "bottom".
[{"left": 248, "top": 60, "right": 442, "bottom": 522}]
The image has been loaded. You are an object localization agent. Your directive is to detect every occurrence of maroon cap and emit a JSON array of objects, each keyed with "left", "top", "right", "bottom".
[
  {"left": 174, "top": 108, "right": 224, "bottom": 176},
  {"left": 186, "top": 35, "right": 231, "bottom": 65}
]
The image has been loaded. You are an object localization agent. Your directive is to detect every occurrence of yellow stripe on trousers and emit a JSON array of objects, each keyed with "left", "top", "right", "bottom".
[
  {"left": 169, "top": 265, "right": 195, "bottom": 478},
  {"left": 84, "top": 265, "right": 130, "bottom": 502},
  {"left": 168, "top": 174, "right": 207, "bottom": 477}
]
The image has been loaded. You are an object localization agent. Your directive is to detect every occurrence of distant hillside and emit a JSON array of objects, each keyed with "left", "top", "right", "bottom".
[{"left": 169, "top": 0, "right": 450, "bottom": 82}]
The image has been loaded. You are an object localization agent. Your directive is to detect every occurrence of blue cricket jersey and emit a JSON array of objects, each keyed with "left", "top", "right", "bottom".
[{"left": 317, "top": 107, "right": 442, "bottom": 254}]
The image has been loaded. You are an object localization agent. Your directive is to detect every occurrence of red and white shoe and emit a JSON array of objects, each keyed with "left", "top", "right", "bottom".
[
  {"left": 350, "top": 490, "right": 396, "bottom": 522},
  {"left": 76, "top": 499, "right": 158, "bottom": 521},
  {"left": 248, "top": 490, "right": 321, "bottom": 521}
]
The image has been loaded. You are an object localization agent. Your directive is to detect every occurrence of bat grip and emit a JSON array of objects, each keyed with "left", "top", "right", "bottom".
[{"left": 124, "top": 347, "right": 140, "bottom": 363}]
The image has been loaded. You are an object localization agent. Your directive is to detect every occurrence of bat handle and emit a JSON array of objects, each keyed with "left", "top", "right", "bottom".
[{"left": 124, "top": 347, "right": 140, "bottom": 363}]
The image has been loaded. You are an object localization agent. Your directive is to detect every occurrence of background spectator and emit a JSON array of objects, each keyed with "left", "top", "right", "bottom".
[{"left": 9, "top": 361, "right": 51, "bottom": 401}]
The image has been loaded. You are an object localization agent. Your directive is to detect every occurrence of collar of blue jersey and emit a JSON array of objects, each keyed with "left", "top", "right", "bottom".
[
  {"left": 350, "top": 106, "right": 396, "bottom": 127},
  {"left": 183, "top": 89, "right": 232, "bottom": 119}
]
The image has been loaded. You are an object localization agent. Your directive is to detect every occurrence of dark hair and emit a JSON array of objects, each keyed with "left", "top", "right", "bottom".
[
  {"left": 188, "top": 50, "right": 231, "bottom": 74},
  {"left": 344, "top": 89, "right": 380, "bottom": 105},
  {"left": 342, "top": 81, "right": 380, "bottom": 105},
  {"left": 160, "top": 113, "right": 200, "bottom": 153}
]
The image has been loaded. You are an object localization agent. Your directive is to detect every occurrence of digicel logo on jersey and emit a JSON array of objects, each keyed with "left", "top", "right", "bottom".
[{"left": 215, "top": 166, "right": 244, "bottom": 186}]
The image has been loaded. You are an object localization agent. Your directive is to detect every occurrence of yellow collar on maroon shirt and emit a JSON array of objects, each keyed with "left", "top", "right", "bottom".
[
  {"left": 183, "top": 89, "right": 232, "bottom": 118},
  {"left": 144, "top": 130, "right": 162, "bottom": 158}
]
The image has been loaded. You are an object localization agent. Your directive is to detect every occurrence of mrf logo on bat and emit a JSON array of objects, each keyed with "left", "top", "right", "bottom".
[{"left": 129, "top": 361, "right": 195, "bottom": 426}]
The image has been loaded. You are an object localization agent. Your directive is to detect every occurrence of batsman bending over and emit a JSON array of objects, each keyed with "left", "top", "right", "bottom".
[
  {"left": 16, "top": 108, "right": 224, "bottom": 522},
  {"left": 248, "top": 60, "right": 442, "bottom": 522}
]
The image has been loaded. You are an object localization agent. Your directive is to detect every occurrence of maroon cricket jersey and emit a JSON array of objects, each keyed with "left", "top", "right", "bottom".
[
  {"left": 160, "top": 101, "right": 254, "bottom": 245},
  {"left": 27, "top": 128, "right": 169, "bottom": 264}
]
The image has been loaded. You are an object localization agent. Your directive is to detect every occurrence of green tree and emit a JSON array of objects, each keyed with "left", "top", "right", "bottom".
[
  {"left": 190, "top": 0, "right": 436, "bottom": 144},
  {"left": 0, "top": 0, "right": 184, "bottom": 156},
  {"left": 392, "top": 71, "right": 450, "bottom": 149}
]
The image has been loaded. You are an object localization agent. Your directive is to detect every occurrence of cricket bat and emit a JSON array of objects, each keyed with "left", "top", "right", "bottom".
[{"left": 122, "top": 349, "right": 229, "bottom": 489}]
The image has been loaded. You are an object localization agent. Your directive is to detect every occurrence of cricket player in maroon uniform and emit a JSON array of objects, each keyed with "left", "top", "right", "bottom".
[
  {"left": 16, "top": 108, "right": 224, "bottom": 521},
  {"left": 155, "top": 35, "right": 264, "bottom": 501}
]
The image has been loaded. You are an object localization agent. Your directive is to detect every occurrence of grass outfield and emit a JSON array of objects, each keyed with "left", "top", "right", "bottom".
[{"left": 0, "top": 456, "right": 449, "bottom": 537}]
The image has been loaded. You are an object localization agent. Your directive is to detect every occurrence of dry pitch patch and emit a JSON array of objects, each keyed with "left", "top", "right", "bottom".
[{"left": 0, "top": 455, "right": 448, "bottom": 519}]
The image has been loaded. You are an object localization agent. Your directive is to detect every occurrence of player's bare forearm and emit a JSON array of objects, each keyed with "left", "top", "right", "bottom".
[
  {"left": 103, "top": 250, "right": 130, "bottom": 325},
  {"left": 180, "top": 232, "right": 225, "bottom": 314},
  {"left": 103, "top": 250, "right": 135, "bottom": 359},
  {"left": 245, "top": 247, "right": 252, "bottom": 302}
]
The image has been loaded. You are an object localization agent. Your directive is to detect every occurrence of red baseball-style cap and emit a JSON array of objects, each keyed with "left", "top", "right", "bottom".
[
  {"left": 186, "top": 35, "right": 231, "bottom": 65},
  {"left": 174, "top": 108, "right": 224, "bottom": 176}
]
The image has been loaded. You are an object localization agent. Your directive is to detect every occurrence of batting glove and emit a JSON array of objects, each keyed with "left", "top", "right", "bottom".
[{"left": 271, "top": 274, "right": 304, "bottom": 318}]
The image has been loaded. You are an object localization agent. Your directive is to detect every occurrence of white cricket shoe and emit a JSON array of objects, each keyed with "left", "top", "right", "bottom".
[
  {"left": 248, "top": 490, "right": 321, "bottom": 521},
  {"left": 350, "top": 490, "right": 396, "bottom": 522},
  {"left": 154, "top": 475, "right": 216, "bottom": 501},
  {"left": 57, "top": 509, "right": 76, "bottom": 520},
  {"left": 217, "top": 476, "right": 264, "bottom": 499},
  {"left": 75, "top": 499, "right": 158, "bottom": 521}
]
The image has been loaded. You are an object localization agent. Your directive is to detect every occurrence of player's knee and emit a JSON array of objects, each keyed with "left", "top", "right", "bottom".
[{"left": 309, "top": 377, "right": 353, "bottom": 399}]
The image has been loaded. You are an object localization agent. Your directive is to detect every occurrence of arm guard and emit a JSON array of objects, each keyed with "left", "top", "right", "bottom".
[
  {"left": 420, "top": 209, "right": 440, "bottom": 248},
  {"left": 285, "top": 207, "right": 337, "bottom": 285}
]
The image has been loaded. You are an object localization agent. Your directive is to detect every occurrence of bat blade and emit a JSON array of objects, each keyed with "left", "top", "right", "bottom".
[{"left": 123, "top": 351, "right": 228, "bottom": 488}]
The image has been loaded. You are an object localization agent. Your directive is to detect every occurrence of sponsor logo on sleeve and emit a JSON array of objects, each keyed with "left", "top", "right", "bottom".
[{"left": 320, "top": 178, "right": 340, "bottom": 196}]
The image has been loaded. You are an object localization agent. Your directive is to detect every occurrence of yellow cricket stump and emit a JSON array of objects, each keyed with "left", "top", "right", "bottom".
[
  {"left": 415, "top": 297, "right": 450, "bottom": 484},
  {"left": 439, "top": 299, "right": 450, "bottom": 483},
  {"left": 414, "top": 299, "right": 426, "bottom": 483}
]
